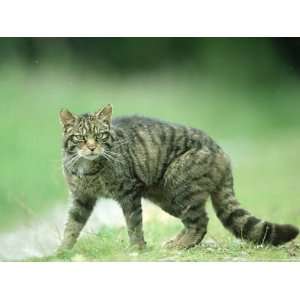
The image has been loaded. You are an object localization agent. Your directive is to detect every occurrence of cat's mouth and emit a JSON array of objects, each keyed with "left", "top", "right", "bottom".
[
  {"left": 83, "top": 153, "right": 100, "bottom": 160},
  {"left": 78, "top": 147, "right": 104, "bottom": 160},
  {"left": 78, "top": 148, "right": 104, "bottom": 161}
]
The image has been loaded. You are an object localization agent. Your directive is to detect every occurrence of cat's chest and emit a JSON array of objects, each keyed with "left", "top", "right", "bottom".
[
  {"left": 67, "top": 162, "right": 121, "bottom": 198},
  {"left": 76, "top": 174, "right": 111, "bottom": 197}
]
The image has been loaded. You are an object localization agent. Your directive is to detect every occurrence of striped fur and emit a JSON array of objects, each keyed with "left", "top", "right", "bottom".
[
  {"left": 58, "top": 105, "right": 299, "bottom": 251},
  {"left": 211, "top": 169, "right": 299, "bottom": 246}
]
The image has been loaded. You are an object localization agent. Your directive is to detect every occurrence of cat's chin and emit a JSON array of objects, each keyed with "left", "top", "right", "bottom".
[{"left": 82, "top": 154, "right": 100, "bottom": 161}]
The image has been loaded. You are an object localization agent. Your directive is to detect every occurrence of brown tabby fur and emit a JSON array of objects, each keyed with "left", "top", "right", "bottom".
[{"left": 58, "top": 105, "right": 299, "bottom": 251}]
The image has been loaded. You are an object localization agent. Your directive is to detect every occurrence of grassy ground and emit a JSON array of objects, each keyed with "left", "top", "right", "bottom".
[
  {"left": 1, "top": 63, "right": 300, "bottom": 261},
  {"left": 32, "top": 219, "right": 300, "bottom": 262}
]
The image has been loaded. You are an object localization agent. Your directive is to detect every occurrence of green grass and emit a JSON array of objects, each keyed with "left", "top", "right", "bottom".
[
  {"left": 31, "top": 220, "right": 300, "bottom": 262},
  {"left": 1, "top": 62, "right": 300, "bottom": 261}
]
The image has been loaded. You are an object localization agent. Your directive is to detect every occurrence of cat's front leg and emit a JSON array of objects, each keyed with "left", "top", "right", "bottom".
[
  {"left": 119, "top": 195, "right": 146, "bottom": 249},
  {"left": 57, "top": 194, "right": 96, "bottom": 252}
]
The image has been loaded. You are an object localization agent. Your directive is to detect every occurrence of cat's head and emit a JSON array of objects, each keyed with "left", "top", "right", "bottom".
[{"left": 59, "top": 104, "right": 112, "bottom": 161}]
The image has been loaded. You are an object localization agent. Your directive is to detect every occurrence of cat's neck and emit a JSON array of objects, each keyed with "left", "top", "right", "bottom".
[{"left": 64, "top": 154, "right": 107, "bottom": 177}]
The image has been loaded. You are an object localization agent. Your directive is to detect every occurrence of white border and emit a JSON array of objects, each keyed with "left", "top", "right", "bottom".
[
  {"left": 0, "top": 262, "right": 299, "bottom": 300},
  {"left": 0, "top": 0, "right": 300, "bottom": 36}
]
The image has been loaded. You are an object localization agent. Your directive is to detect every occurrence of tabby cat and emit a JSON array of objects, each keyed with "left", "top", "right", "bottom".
[{"left": 58, "top": 104, "right": 299, "bottom": 251}]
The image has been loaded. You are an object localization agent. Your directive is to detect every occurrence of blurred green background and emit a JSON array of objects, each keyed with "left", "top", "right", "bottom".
[{"left": 0, "top": 37, "right": 299, "bottom": 232}]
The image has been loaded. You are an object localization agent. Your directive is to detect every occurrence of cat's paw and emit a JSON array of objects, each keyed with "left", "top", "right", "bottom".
[
  {"left": 174, "top": 229, "right": 205, "bottom": 249},
  {"left": 162, "top": 239, "right": 179, "bottom": 249},
  {"left": 129, "top": 240, "right": 147, "bottom": 251},
  {"left": 162, "top": 229, "right": 187, "bottom": 249}
]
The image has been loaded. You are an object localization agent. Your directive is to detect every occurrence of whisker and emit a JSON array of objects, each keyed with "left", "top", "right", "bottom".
[
  {"left": 65, "top": 155, "right": 77, "bottom": 165},
  {"left": 64, "top": 154, "right": 77, "bottom": 164},
  {"left": 102, "top": 153, "right": 114, "bottom": 164},
  {"left": 103, "top": 152, "right": 115, "bottom": 160},
  {"left": 64, "top": 154, "right": 80, "bottom": 170},
  {"left": 103, "top": 151, "right": 124, "bottom": 165},
  {"left": 105, "top": 150, "right": 121, "bottom": 157}
]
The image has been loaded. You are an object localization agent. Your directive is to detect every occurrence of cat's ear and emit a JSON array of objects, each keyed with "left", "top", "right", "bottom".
[
  {"left": 95, "top": 104, "right": 112, "bottom": 127},
  {"left": 59, "top": 109, "right": 77, "bottom": 128}
]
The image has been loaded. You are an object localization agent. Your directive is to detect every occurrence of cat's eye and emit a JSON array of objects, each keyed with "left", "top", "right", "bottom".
[
  {"left": 97, "top": 132, "right": 109, "bottom": 141},
  {"left": 101, "top": 132, "right": 109, "bottom": 140},
  {"left": 71, "top": 135, "right": 85, "bottom": 143}
]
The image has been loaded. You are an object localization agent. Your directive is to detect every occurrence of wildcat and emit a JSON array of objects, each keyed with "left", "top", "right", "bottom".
[{"left": 58, "top": 104, "right": 299, "bottom": 251}]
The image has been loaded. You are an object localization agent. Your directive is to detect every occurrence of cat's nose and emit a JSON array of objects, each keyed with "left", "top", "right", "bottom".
[
  {"left": 87, "top": 144, "right": 96, "bottom": 151},
  {"left": 86, "top": 138, "right": 97, "bottom": 151}
]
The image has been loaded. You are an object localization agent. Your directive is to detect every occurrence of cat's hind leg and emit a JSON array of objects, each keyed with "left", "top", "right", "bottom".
[
  {"left": 162, "top": 148, "right": 214, "bottom": 249},
  {"left": 164, "top": 189, "right": 209, "bottom": 249}
]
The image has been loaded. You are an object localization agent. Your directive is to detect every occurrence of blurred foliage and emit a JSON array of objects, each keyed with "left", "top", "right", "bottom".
[{"left": 0, "top": 37, "right": 300, "bottom": 78}]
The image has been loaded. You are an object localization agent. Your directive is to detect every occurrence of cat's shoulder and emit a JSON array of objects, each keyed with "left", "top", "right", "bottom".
[{"left": 112, "top": 115, "right": 170, "bottom": 128}]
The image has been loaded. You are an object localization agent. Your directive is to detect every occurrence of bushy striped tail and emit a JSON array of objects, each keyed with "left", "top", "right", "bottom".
[{"left": 211, "top": 172, "right": 299, "bottom": 246}]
